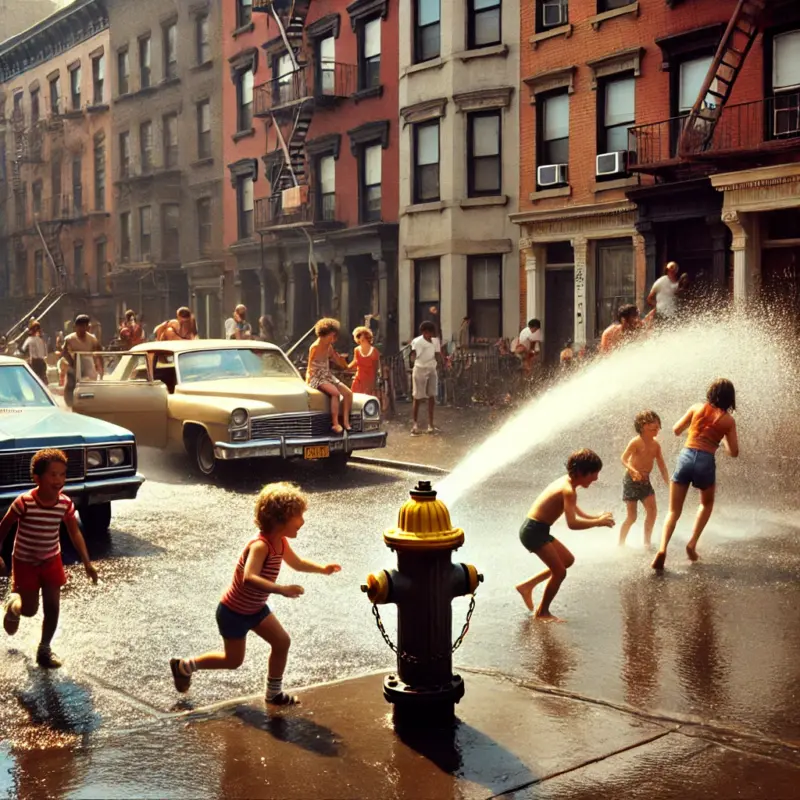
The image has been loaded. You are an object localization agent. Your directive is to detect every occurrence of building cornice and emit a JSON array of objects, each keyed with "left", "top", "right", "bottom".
[
  {"left": 399, "top": 97, "right": 448, "bottom": 126},
  {"left": 523, "top": 65, "right": 577, "bottom": 100},
  {"left": 511, "top": 199, "right": 635, "bottom": 225},
  {"left": 710, "top": 163, "right": 800, "bottom": 191},
  {"left": 347, "top": 120, "right": 390, "bottom": 155},
  {"left": 453, "top": 86, "right": 513, "bottom": 112}
]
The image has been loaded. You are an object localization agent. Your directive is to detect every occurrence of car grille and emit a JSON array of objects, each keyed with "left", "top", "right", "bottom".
[
  {"left": 0, "top": 448, "right": 86, "bottom": 488},
  {"left": 250, "top": 412, "right": 362, "bottom": 440}
]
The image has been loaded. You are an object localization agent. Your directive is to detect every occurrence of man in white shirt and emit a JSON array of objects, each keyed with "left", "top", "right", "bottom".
[
  {"left": 410, "top": 321, "right": 443, "bottom": 435},
  {"left": 22, "top": 321, "right": 48, "bottom": 385},
  {"left": 647, "top": 262, "right": 680, "bottom": 321},
  {"left": 224, "top": 305, "right": 252, "bottom": 340},
  {"left": 515, "top": 318, "right": 542, "bottom": 374}
]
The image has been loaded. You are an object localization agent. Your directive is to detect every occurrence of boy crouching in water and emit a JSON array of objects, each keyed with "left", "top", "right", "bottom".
[
  {"left": 170, "top": 482, "right": 340, "bottom": 705},
  {"left": 619, "top": 411, "right": 669, "bottom": 548},
  {"left": 515, "top": 449, "right": 615, "bottom": 621}
]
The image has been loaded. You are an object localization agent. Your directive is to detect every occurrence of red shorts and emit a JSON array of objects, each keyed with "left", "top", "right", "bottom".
[{"left": 12, "top": 555, "right": 67, "bottom": 593}]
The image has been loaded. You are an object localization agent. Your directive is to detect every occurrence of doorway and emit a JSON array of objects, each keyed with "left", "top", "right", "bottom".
[{"left": 545, "top": 267, "right": 574, "bottom": 364}]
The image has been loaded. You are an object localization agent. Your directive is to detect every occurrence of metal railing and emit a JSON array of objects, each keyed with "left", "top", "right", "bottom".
[
  {"left": 254, "top": 62, "right": 357, "bottom": 116},
  {"left": 255, "top": 190, "right": 317, "bottom": 230}
]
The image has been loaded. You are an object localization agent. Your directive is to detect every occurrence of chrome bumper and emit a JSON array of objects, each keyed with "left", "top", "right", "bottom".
[{"left": 214, "top": 431, "right": 388, "bottom": 461}]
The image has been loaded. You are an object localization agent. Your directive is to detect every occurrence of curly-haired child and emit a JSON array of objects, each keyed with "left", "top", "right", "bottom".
[
  {"left": 514, "top": 449, "right": 615, "bottom": 621},
  {"left": 170, "top": 482, "right": 341, "bottom": 706},
  {"left": 306, "top": 318, "right": 352, "bottom": 433}
]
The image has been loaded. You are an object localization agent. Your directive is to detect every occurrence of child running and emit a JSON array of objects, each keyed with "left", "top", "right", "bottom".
[
  {"left": 619, "top": 411, "right": 669, "bottom": 548},
  {"left": 515, "top": 449, "right": 615, "bottom": 621},
  {"left": 652, "top": 378, "right": 739, "bottom": 570},
  {"left": 0, "top": 448, "right": 99, "bottom": 668},
  {"left": 306, "top": 318, "right": 353, "bottom": 433},
  {"left": 170, "top": 482, "right": 340, "bottom": 706}
]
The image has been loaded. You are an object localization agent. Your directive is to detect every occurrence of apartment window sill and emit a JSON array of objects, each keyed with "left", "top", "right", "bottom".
[
  {"left": 456, "top": 43, "right": 508, "bottom": 62},
  {"left": 459, "top": 195, "right": 508, "bottom": 208},
  {"left": 86, "top": 103, "right": 109, "bottom": 113},
  {"left": 591, "top": 176, "right": 639, "bottom": 193},
  {"left": 114, "top": 92, "right": 134, "bottom": 104},
  {"left": 191, "top": 60, "right": 214, "bottom": 74},
  {"left": 232, "top": 22, "right": 255, "bottom": 38},
  {"left": 232, "top": 128, "right": 256, "bottom": 142},
  {"left": 353, "top": 85, "right": 383, "bottom": 102},
  {"left": 63, "top": 109, "right": 85, "bottom": 119},
  {"left": 589, "top": 2, "right": 640, "bottom": 30},
  {"left": 191, "top": 157, "right": 214, "bottom": 168},
  {"left": 529, "top": 185, "right": 571, "bottom": 201},
  {"left": 402, "top": 57, "right": 444, "bottom": 78},
  {"left": 403, "top": 200, "right": 447, "bottom": 215},
  {"left": 529, "top": 24, "right": 573, "bottom": 49}
]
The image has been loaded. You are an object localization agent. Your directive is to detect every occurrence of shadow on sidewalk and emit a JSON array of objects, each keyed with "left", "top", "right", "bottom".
[{"left": 233, "top": 704, "right": 341, "bottom": 757}]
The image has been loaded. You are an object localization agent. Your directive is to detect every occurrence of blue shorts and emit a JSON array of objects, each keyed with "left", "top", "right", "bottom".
[
  {"left": 216, "top": 602, "right": 272, "bottom": 640},
  {"left": 672, "top": 448, "right": 716, "bottom": 490}
]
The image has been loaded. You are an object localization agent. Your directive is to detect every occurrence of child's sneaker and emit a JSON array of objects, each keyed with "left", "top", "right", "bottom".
[
  {"left": 426, "top": 426, "right": 441, "bottom": 435},
  {"left": 266, "top": 691, "right": 300, "bottom": 707},
  {"left": 410, "top": 424, "right": 421, "bottom": 436},
  {"left": 36, "top": 645, "right": 62, "bottom": 669},
  {"left": 3, "top": 593, "right": 20, "bottom": 636},
  {"left": 170, "top": 658, "right": 192, "bottom": 693}
]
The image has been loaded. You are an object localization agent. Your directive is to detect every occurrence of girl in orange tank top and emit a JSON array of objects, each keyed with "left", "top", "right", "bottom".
[{"left": 685, "top": 403, "right": 729, "bottom": 454}]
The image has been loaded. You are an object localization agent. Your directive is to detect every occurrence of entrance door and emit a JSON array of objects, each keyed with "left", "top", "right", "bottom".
[{"left": 544, "top": 268, "right": 574, "bottom": 365}]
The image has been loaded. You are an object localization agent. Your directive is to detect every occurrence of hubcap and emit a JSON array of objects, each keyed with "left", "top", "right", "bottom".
[{"left": 197, "top": 435, "right": 215, "bottom": 474}]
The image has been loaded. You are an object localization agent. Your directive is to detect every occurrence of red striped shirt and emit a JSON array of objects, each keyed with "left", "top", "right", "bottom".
[
  {"left": 221, "top": 535, "right": 284, "bottom": 615},
  {"left": 11, "top": 490, "right": 75, "bottom": 564}
]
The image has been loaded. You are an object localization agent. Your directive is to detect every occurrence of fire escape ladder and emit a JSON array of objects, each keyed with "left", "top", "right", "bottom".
[
  {"left": 679, "top": 0, "right": 767, "bottom": 156},
  {"left": 35, "top": 220, "right": 67, "bottom": 290}
]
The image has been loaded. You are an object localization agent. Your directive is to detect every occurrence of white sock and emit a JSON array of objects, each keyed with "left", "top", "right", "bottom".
[{"left": 266, "top": 676, "right": 283, "bottom": 700}]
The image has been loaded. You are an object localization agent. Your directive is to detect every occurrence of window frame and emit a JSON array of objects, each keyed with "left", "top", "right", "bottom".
[
  {"left": 92, "top": 54, "right": 105, "bottom": 105},
  {"left": 236, "top": 66, "right": 254, "bottom": 132},
  {"left": 413, "top": 119, "right": 440, "bottom": 204},
  {"left": 120, "top": 211, "right": 132, "bottom": 262},
  {"left": 140, "top": 120, "right": 153, "bottom": 173},
  {"left": 467, "top": 0, "right": 502, "bottom": 50},
  {"left": 237, "top": 0, "right": 253, "bottom": 29},
  {"left": 162, "top": 112, "right": 179, "bottom": 169},
  {"left": 317, "top": 153, "right": 336, "bottom": 221},
  {"left": 467, "top": 255, "right": 503, "bottom": 340},
  {"left": 360, "top": 143, "right": 382, "bottom": 223},
  {"left": 414, "top": 0, "right": 441, "bottom": 64},
  {"left": 72, "top": 156, "right": 83, "bottom": 213},
  {"left": 197, "top": 100, "right": 212, "bottom": 160},
  {"left": 93, "top": 134, "right": 106, "bottom": 211},
  {"left": 69, "top": 64, "right": 82, "bottom": 111},
  {"left": 197, "top": 197, "right": 212, "bottom": 256},
  {"left": 117, "top": 48, "right": 130, "bottom": 96},
  {"left": 237, "top": 175, "right": 254, "bottom": 240},
  {"left": 139, "top": 205, "right": 152, "bottom": 261},
  {"left": 49, "top": 75, "right": 61, "bottom": 115},
  {"left": 139, "top": 34, "right": 152, "bottom": 90},
  {"left": 467, "top": 110, "right": 502, "bottom": 197},
  {"left": 358, "top": 17, "right": 382, "bottom": 91},
  {"left": 414, "top": 258, "right": 441, "bottom": 335},
  {"left": 161, "top": 203, "right": 181, "bottom": 261},
  {"left": 119, "top": 130, "right": 131, "bottom": 178},
  {"left": 30, "top": 88, "right": 40, "bottom": 125},
  {"left": 196, "top": 13, "right": 211, "bottom": 65},
  {"left": 597, "top": 73, "right": 635, "bottom": 156},
  {"left": 537, "top": 0, "right": 568, "bottom": 33},
  {"left": 537, "top": 90, "right": 570, "bottom": 174},
  {"left": 594, "top": 239, "right": 635, "bottom": 337},
  {"left": 163, "top": 21, "right": 178, "bottom": 82}
]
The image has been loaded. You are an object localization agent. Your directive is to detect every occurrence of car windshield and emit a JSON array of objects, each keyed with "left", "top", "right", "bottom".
[
  {"left": 0, "top": 365, "right": 54, "bottom": 408},
  {"left": 178, "top": 349, "right": 299, "bottom": 384}
]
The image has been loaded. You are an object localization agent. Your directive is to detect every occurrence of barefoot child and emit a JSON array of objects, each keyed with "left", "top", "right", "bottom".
[
  {"left": 619, "top": 411, "right": 669, "bottom": 548},
  {"left": 652, "top": 378, "right": 739, "bottom": 570},
  {"left": 0, "top": 449, "right": 99, "bottom": 668},
  {"left": 306, "top": 318, "right": 353, "bottom": 433},
  {"left": 170, "top": 482, "right": 340, "bottom": 705},
  {"left": 515, "top": 450, "right": 615, "bottom": 621}
]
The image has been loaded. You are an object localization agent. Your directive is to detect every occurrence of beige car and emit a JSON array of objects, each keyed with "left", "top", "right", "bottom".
[{"left": 72, "top": 340, "right": 387, "bottom": 475}]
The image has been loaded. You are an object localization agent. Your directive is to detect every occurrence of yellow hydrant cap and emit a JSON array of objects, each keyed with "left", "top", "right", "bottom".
[{"left": 384, "top": 480, "right": 465, "bottom": 551}]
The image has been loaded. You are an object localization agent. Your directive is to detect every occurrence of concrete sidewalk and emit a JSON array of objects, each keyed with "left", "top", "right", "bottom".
[{"left": 8, "top": 668, "right": 799, "bottom": 799}]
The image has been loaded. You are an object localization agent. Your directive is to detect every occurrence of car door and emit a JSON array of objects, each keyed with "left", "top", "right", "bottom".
[{"left": 72, "top": 352, "right": 169, "bottom": 447}]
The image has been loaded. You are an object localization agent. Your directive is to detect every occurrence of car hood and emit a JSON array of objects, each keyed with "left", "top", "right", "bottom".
[
  {"left": 175, "top": 378, "right": 317, "bottom": 412},
  {"left": 0, "top": 408, "right": 135, "bottom": 448}
]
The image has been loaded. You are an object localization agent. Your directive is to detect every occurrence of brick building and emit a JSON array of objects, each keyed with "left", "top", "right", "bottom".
[
  {"left": 223, "top": 0, "right": 399, "bottom": 350},
  {"left": 106, "top": 0, "right": 224, "bottom": 337},
  {"left": 513, "top": 0, "right": 800, "bottom": 361},
  {"left": 0, "top": 0, "right": 113, "bottom": 338}
]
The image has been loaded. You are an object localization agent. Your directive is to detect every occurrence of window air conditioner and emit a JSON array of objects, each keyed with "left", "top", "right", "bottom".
[
  {"left": 537, "top": 164, "right": 568, "bottom": 187},
  {"left": 596, "top": 151, "right": 628, "bottom": 177},
  {"left": 542, "top": 0, "right": 567, "bottom": 27}
]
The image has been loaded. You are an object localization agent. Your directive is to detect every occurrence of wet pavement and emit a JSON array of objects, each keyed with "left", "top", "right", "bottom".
[{"left": 1, "top": 438, "right": 799, "bottom": 798}]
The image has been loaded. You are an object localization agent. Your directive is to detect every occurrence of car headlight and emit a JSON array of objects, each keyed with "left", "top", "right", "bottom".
[
  {"left": 87, "top": 449, "right": 105, "bottom": 469},
  {"left": 231, "top": 409, "right": 249, "bottom": 427},
  {"left": 363, "top": 399, "right": 380, "bottom": 418},
  {"left": 108, "top": 447, "right": 126, "bottom": 466}
]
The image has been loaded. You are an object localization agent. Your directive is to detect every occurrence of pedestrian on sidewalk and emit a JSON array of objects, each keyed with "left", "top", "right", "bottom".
[
  {"left": 0, "top": 449, "right": 99, "bottom": 669},
  {"left": 514, "top": 319, "right": 542, "bottom": 375},
  {"left": 225, "top": 305, "right": 252, "bottom": 340},
  {"left": 170, "top": 482, "right": 341, "bottom": 706},
  {"left": 349, "top": 326, "right": 380, "bottom": 396},
  {"left": 63, "top": 314, "right": 103, "bottom": 408},
  {"left": 646, "top": 261, "right": 681, "bottom": 325},
  {"left": 21, "top": 320, "right": 48, "bottom": 385},
  {"left": 410, "top": 321, "right": 443, "bottom": 436}
]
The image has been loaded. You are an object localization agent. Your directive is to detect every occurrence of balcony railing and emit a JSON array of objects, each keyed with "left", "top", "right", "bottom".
[
  {"left": 629, "top": 94, "right": 800, "bottom": 173},
  {"left": 255, "top": 188, "right": 342, "bottom": 231},
  {"left": 39, "top": 194, "right": 81, "bottom": 223},
  {"left": 254, "top": 62, "right": 357, "bottom": 116}
]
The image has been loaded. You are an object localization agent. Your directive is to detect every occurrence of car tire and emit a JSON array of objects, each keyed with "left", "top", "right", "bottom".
[
  {"left": 79, "top": 503, "right": 112, "bottom": 537},
  {"left": 194, "top": 430, "right": 218, "bottom": 476}
]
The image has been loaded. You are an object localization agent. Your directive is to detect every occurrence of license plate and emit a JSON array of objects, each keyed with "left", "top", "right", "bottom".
[{"left": 304, "top": 445, "right": 330, "bottom": 460}]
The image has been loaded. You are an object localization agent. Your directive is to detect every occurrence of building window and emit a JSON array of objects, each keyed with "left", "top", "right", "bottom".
[
  {"left": 162, "top": 204, "right": 180, "bottom": 261},
  {"left": 92, "top": 55, "right": 104, "bottom": 104},
  {"left": 237, "top": 175, "right": 254, "bottom": 239},
  {"left": 51, "top": 157, "right": 62, "bottom": 211},
  {"left": 359, "top": 18, "right": 381, "bottom": 90},
  {"left": 197, "top": 100, "right": 212, "bottom": 159},
  {"left": 600, "top": 75, "right": 634, "bottom": 153},
  {"left": 318, "top": 35, "right": 335, "bottom": 95},
  {"left": 415, "top": 0, "right": 440, "bottom": 63},
  {"left": 139, "top": 35, "right": 151, "bottom": 89},
  {"left": 119, "top": 131, "right": 131, "bottom": 178},
  {"left": 197, "top": 198, "right": 212, "bottom": 256},
  {"left": 598, "top": 0, "right": 634, "bottom": 10},
  {"left": 163, "top": 22, "right": 178, "bottom": 81},
  {"left": 414, "top": 258, "right": 440, "bottom": 333},
  {"left": 140, "top": 120, "right": 153, "bottom": 173},
  {"left": 69, "top": 65, "right": 81, "bottom": 111},
  {"left": 413, "top": 120, "right": 439, "bottom": 203},
  {"left": 15, "top": 183, "right": 26, "bottom": 231},
  {"left": 49, "top": 75, "right": 61, "bottom": 115},
  {"left": 772, "top": 30, "right": 800, "bottom": 138},
  {"left": 13, "top": 92, "right": 22, "bottom": 116},
  {"left": 72, "top": 242, "right": 83, "bottom": 289},
  {"left": 72, "top": 156, "right": 83, "bottom": 213},
  {"left": 677, "top": 55, "right": 713, "bottom": 116},
  {"left": 595, "top": 240, "right": 635, "bottom": 336},
  {"left": 237, "top": 0, "right": 253, "bottom": 28},
  {"left": 318, "top": 154, "right": 335, "bottom": 220},
  {"left": 94, "top": 134, "right": 106, "bottom": 210},
  {"left": 139, "top": 206, "right": 151, "bottom": 260},
  {"left": 538, "top": 0, "right": 568, "bottom": 31},
  {"left": 468, "top": 0, "right": 501, "bottom": 50},
  {"left": 361, "top": 143, "right": 382, "bottom": 222},
  {"left": 236, "top": 67, "right": 254, "bottom": 132},
  {"left": 468, "top": 111, "right": 501, "bottom": 196},
  {"left": 539, "top": 92, "right": 569, "bottom": 166},
  {"left": 120, "top": 212, "right": 131, "bottom": 262},
  {"left": 196, "top": 14, "right": 211, "bottom": 65},
  {"left": 32, "top": 180, "right": 43, "bottom": 215},
  {"left": 468, "top": 255, "right": 502, "bottom": 339},
  {"left": 163, "top": 113, "right": 178, "bottom": 168},
  {"left": 35, "top": 250, "right": 44, "bottom": 294},
  {"left": 95, "top": 239, "right": 107, "bottom": 291},
  {"left": 30, "top": 88, "right": 40, "bottom": 125},
  {"left": 118, "top": 48, "right": 130, "bottom": 95}
]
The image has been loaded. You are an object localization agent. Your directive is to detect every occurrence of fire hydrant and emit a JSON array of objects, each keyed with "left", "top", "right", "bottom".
[{"left": 362, "top": 480, "right": 482, "bottom": 725}]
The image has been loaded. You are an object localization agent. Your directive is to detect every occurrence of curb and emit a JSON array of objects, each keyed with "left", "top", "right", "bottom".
[{"left": 350, "top": 455, "right": 451, "bottom": 475}]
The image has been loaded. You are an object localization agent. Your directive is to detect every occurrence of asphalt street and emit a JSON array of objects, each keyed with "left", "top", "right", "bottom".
[{"left": 1, "top": 441, "right": 799, "bottom": 796}]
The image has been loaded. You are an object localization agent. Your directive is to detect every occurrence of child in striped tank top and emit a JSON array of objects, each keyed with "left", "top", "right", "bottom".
[
  {"left": 170, "top": 482, "right": 341, "bottom": 706},
  {"left": 1, "top": 448, "right": 99, "bottom": 669}
]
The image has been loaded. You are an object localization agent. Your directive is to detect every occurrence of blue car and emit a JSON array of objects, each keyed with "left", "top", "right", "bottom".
[{"left": 0, "top": 356, "right": 144, "bottom": 545}]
